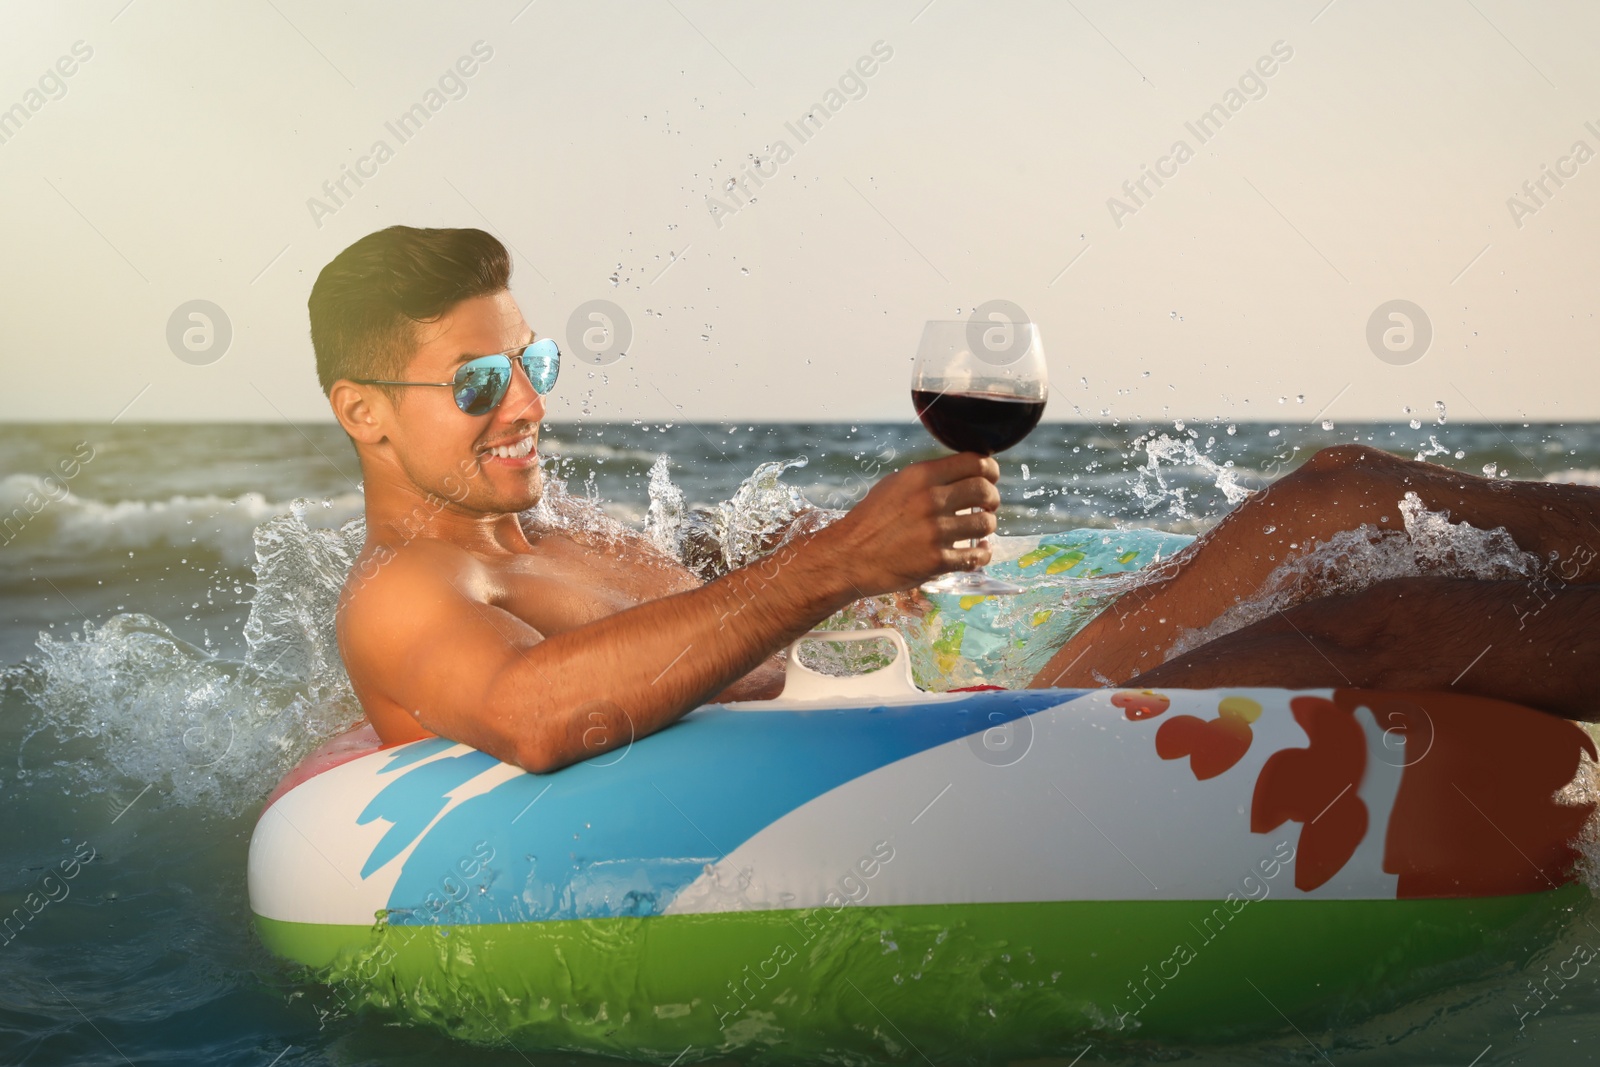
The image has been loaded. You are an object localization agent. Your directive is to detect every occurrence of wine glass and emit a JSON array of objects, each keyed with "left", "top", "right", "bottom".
[{"left": 911, "top": 319, "right": 1047, "bottom": 595}]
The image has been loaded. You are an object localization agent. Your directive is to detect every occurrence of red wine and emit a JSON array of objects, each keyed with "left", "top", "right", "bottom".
[{"left": 912, "top": 389, "right": 1045, "bottom": 455}]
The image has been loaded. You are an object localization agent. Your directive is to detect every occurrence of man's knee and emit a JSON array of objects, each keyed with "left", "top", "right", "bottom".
[
  {"left": 1267, "top": 443, "right": 1410, "bottom": 508},
  {"left": 1299, "top": 443, "right": 1399, "bottom": 476}
]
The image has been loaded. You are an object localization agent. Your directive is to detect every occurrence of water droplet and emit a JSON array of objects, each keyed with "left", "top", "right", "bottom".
[
  {"left": 1321, "top": 419, "right": 1334, "bottom": 431},
  {"left": 739, "top": 267, "right": 750, "bottom": 276}
]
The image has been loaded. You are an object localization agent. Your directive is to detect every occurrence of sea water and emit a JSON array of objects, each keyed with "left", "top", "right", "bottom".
[{"left": 3, "top": 419, "right": 1600, "bottom": 1066}]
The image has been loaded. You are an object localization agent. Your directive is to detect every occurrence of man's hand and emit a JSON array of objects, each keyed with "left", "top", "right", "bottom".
[{"left": 812, "top": 452, "right": 1001, "bottom": 598}]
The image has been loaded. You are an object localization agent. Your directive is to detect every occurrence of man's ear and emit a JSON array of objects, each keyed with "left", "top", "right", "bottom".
[{"left": 329, "top": 380, "right": 390, "bottom": 445}]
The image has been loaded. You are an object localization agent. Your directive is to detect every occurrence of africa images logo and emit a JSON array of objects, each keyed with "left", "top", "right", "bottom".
[
  {"left": 0, "top": 40, "right": 93, "bottom": 149},
  {"left": 705, "top": 41, "right": 894, "bottom": 229}
]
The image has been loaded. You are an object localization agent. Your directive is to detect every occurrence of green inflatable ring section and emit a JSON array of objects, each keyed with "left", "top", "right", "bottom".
[{"left": 257, "top": 887, "right": 1583, "bottom": 1059}]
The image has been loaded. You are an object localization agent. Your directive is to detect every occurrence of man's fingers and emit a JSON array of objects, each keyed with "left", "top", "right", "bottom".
[
  {"left": 841, "top": 451, "right": 1006, "bottom": 594},
  {"left": 938, "top": 476, "right": 1002, "bottom": 514},
  {"left": 944, "top": 542, "right": 993, "bottom": 571},
  {"left": 918, "top": 451, "right": 1000, "bottom": 487},
  {"left": 939, "top": 510, "right": 998, "bottom": 544}
]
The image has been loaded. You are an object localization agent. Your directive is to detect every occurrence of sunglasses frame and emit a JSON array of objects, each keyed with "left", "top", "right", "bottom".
[{"left": 353, "top": 336, "right": 560, "bottom": 415}]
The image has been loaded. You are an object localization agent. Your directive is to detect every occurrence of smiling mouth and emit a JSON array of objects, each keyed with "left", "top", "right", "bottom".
[{"left": 481, "top": 434, "right": 535, "bottom": 460}]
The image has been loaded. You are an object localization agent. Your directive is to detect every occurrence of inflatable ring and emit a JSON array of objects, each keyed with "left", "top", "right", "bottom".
[{"left": 248, "top": 629, "right": 1596, "bottom": 1059}]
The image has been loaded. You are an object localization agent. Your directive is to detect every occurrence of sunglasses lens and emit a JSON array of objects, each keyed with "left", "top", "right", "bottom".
[
  {"left": 520, "top": 338, "right": 560, "bottom": 395},
  {"left": 452, "top": 357, "right": 511, "bottom": 415}
]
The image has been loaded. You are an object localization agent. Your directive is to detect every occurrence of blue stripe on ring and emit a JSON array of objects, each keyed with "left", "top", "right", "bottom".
[{"left": 369, "top": 691, "right": 1076, "bottom": 925}]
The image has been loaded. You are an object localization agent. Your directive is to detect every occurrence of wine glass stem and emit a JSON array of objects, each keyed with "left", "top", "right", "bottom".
[
  {"left": 958, "top": 506, "right": 980, "bottom": 551},
  {"left": 960, "top": 505, "right": 997, "bottom": 553}
]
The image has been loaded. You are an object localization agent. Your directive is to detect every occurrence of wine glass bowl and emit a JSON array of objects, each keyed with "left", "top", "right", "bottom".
[{"left": 911, "top": 319, "right": 1047, "bottom": 596}]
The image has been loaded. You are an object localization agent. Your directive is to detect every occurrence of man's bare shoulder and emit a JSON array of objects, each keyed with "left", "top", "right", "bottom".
[
  {"left": 338, "top": 536, "right": 492, "bottom": 628},
  {"left": 334, "top": 533, "right": 549, "bottom": 746},
  {"left": 335, "top": 534, "right": 546, "bottom": 702}
]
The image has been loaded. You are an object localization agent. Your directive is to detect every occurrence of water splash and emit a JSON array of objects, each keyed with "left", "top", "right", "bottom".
[
  {"left": 1413, "top": 435, "right": 1452, "bottom": 462},
  {"left": 242, "top": 503, "right": 363, "bottom": 695},
  {"left": 1167, "top": 491, "right": 1543, "bottom": 660},
  {"left": 519, "top": 465, "right": 637, "bottom": 549},
  {"left": 12, "top": 502, "right": 366, "bottom": 816},
  {"left": 1564, "top": 739, "right": 1600, "bottom": 888},
  {"left": 642, "top": 454, "right": 685, "bottom": 556},
  {"left": 1128, "top": 432, "right": 1253, "bottom": 521},
  {"left": 660, "top": 456, "right": 831, "bottom": 580}
]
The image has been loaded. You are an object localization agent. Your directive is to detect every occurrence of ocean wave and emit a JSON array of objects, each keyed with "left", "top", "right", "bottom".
[
  {"left": 1543, "top": 468, "right": 1600, "bottom": 486},
  {"left": 0, "top": 474, "right": 364, "bottom": 567},
  {"left": 0, "top": 474, "right": 665, "bottom": 566}
]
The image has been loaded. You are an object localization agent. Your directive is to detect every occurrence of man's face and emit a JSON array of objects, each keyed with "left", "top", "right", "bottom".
[{"left": 383, "top": 289, "right": 548, "bottom": 514}]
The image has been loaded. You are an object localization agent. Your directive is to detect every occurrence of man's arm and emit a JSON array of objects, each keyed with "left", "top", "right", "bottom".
[{"left": 339, "top": 452, "right": 1001, "bottom": 772}]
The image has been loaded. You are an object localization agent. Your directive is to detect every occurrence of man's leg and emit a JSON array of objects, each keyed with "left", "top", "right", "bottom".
[
  {"left": 1029, "top": 445, "right": 1600, "bottom": 688},
  {"left": 1123, "top": 576, "right": 1600, "bottom": 720}
]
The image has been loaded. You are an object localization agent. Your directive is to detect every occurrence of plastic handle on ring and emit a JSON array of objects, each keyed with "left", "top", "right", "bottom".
[{"left": 779, "top": 628, "right": 923, "bottom": 703}]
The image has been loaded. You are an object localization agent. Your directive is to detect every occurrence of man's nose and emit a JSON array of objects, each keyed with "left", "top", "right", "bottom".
[{"left": 499, "top": 360, "right": 546, "bottom": 424}]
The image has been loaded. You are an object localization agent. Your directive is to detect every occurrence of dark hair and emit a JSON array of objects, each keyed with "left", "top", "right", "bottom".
[{"left": 307, "top": 226, "right": 511, "bottom": 396}]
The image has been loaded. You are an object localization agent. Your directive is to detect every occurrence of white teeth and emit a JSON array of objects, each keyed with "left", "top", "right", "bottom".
[{"left": 487, "top": 436, "right": 533, "bottom": 459}]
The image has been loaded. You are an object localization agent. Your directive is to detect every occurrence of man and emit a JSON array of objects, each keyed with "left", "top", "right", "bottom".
[{"left": 314, "top": 226, "right": 1599, "bottom": 774}]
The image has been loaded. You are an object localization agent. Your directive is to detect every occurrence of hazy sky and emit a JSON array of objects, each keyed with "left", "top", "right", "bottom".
[{"left": 2, "top": 0, "right": 1597, "bottom": 424}]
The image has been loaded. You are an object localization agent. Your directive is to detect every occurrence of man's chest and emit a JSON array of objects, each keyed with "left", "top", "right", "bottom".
[{"left": 484, "top": 536, "right": 699, "bottom": 636}]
